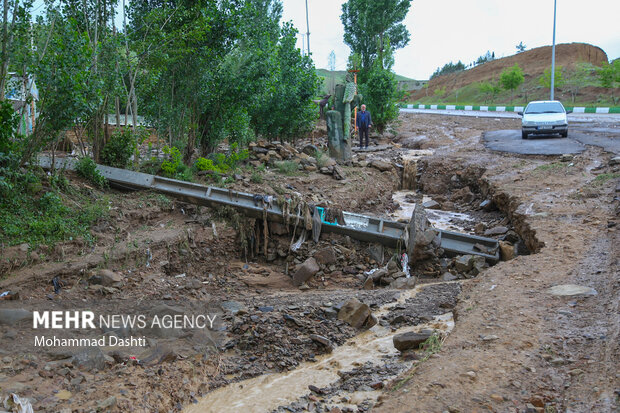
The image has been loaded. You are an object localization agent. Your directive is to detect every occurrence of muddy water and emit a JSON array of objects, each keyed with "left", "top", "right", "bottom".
[
  {"left": 186, "top": 285, "right": 455, "bottom": 413},
  {"left": 391, "top": 191, "right": 474, "bottom": 232}
]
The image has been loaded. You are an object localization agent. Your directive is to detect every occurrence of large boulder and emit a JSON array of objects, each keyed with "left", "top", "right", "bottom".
[
  {"left": 337, "top": 298, "right": 373, "bottom": 328},
  {"left": 0, "top": 308, "right": 32, "bottom": 325},
  {"left": 292, "top": 257, "right": 320, "bottom": 286},
  {"left": 393, "top": 331, "right": 432, "bottom": 351},
  {"left": 314, "top": 248, "right": 337, "bottom": 266},
  {"left": 370, "top": 160, "right": 393, "bottom": 172},
  {"left": 407, "top": 204, "right": 440, "bottom": 263},
  {"left": 390, "top": 277, "right": 417, "bottom": 289}
]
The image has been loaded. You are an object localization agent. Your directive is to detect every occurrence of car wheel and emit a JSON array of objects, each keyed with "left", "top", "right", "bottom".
[
  {"left": 561, "top": 130, "right": 568, "bottom": 138},
  {"left": 522, "top": 131, "right": 528, "bottom": 139}
]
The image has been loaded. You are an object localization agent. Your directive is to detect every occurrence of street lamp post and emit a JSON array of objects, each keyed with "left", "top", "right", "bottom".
[{"left": 550, "top": 0, "right": 557, "bottom": 100}]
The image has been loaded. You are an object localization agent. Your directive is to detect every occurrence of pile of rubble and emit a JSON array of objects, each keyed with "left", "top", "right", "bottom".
[
  {"left": 248, "top": 141, "right": 345, "bottom": 179},
  {"left": 248, "top": 140, "right": 397, "bottom": 181}
]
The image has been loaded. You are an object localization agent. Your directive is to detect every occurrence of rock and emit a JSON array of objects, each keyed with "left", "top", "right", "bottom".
[
  {"left": 18, "top": 243, "right": 29, "bottom": 252},
  {"left": 292, "top": 257, "right": 320, "bottom": 286},
  {"left": 220, "top": 301, "right": 248, "bottom": 315},
  {"left": 548, "top": 284, "right": 597, "bottom": 296},
  {"left": 393, "top": 331, "right": 432, "bottom": 351},
  {"left": 454, "top": 255, "right": 474, "bottom": 272},
  {"left": 309, "top": 334, "right": 334, "bottom": 352},
  {"left": 269, "top": 222, "right": 289, "bottom": 235},
  {"left": 499, "top": 241, "right": 515, "bottom": 261},
  {"left": 71, "top": 347, "right": 110, "bottom": 371},
  {"left": 474, "top": 222, "right": 486, "bottom": 234},
  {"left": 481, "top": 334, "right": 499, "bottom": 341},
  {"left": 560, "top": 154, "right": 573, "bottom": 162},
  {"left": 422, "top": 199, "right": 440, "bottom": 209},
  {"left": 406, "top": 204, "right": 439, "bottom": 262},
  {"left": 452, "top": 186, "right": 475, "bottom": 204},
  {"left": 0, "top": 308, "right": 32, "bottom": 325},
  {"left": 333, "top": 165, "right": 346, "bottom": 180},
  {"left": 363, "top": 277, "right": 374, "bottom": 290},
  {"left": 304, "top": 164, "right": 317, "bottom": 172},
  {"left": 258, "top": 306, "right": 274, "bottom": 312},
  {"left": 370, "top": 160, "right": 393, "bottom": 172},
  {"left": 442, "top": 272, "right": 457, "bottom": 281},
  {"left": 314, "top": 248, "right": 337, "bottom": 266},
  {"left": 479, "top": 199, "right": 493, "bottom": 211},
  {"left": 484, "top": 226, "right": 509, "bottom": 236},
  {"left": 96, "top": 396, "right": 117, "bottom": 410},
  {"left": 390, "top": 277, "right": 417, "bottom": 289},
  {"left": 338, "top": 298, "right": 372, "bottom": 328},
  {"left": 302, "top": 144, "right": 319, "bottom": 156},
  {"left": 91, "top": 269, "right": 122, "bottom": 286}
]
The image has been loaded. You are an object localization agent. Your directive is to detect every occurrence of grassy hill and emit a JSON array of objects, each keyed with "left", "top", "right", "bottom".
[{"left": 407, "top": 43, "right": 619, "bottom": 106}]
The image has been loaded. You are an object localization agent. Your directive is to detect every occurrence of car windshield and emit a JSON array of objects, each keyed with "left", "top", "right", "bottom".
[{"left": 525, "top": 102, "right": 565, "bottom": 114}]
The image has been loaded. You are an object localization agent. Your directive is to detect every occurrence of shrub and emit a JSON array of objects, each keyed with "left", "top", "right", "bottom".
[
  {"left": 276, "top": 160, "right": 299, "bottom": 175},
  {"left": 101, "top": 128, "right": 133, "bottom": 168},
  {"left": 195, "top": 143, "right": 249, "bottom": 174},
  {"left": 250, "top": 171, "right": 263, "bottom": 183},
  {"left": 161, "top": 146, "right": 183, "bottom": 177},
  {"left": 76, "top": 156, "right": 107, "bottom": 188}
]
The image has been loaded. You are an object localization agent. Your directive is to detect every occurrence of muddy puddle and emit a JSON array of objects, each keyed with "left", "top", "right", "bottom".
[
  {"left": 185, "top": 285, "right": 456, "bottom": 413},
  {"left": 390, "top": 191, "right": 474, "bottom": 232}
]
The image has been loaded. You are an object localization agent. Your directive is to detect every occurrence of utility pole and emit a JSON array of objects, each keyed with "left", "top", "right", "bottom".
[
  {"left": 550, "top": 0, "right": 557, "bottom": 100},
  {"left": 305, "top": 0, "right": 310, "bottom": 55}
]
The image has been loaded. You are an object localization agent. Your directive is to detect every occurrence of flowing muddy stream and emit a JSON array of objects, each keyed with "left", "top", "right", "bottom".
[
  {"left": 186, "top": 284, "right": 457, "bottom": 413},
  {"left": 390, "top": 191, "right": 474, "bottom": 232}
]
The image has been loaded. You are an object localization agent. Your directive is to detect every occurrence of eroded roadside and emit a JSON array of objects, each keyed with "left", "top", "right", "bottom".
[{"left": 375, "top": 114, "right": 620, "bottom": 412}]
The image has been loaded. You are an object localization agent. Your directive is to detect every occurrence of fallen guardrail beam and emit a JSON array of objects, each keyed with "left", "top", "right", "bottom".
[{"left": 38, "top": 156, "right": 499, "bottom": 261}]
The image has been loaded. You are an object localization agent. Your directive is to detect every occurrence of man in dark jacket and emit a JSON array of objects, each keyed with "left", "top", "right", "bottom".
[{"left": 356, "top": 104, "right": 372, "bottom": 149}]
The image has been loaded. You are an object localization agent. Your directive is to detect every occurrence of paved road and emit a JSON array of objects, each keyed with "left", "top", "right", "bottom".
[
  {"left": 400, "top": 108, "right": 620, "bottom": 155},
  {"left": 483, "top": 130, "right": 587, "bottom": 155}
]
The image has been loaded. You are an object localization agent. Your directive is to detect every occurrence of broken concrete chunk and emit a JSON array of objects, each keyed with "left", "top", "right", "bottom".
[
  {"left": 0, "top": 308, "right": 32, "bottom": 325},
  {"left": 422, "top": 199, "right": 440, "bottom": 209},
  {"left": 292, "top": 257, "right": 320, "bottom": 286}
]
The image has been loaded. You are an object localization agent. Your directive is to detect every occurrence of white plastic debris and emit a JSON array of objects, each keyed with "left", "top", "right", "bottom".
[
  {"left": 3, "top": 393, "right": 34, "bottom": 413},
  {"left": 291, "top": 230, "right": 306, "bottom": 252},
  {"left": 401, "top": 252, "right": 410, "bottom": 278}
]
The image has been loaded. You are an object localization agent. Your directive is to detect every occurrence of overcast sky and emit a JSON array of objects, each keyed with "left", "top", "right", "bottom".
[{"left": 282, "top": 0, "right": 620, "bottom": 80}]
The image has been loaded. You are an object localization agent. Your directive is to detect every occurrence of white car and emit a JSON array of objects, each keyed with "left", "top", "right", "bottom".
[{"left": 519, "top": 100, "right": 570, "bottom": 139}]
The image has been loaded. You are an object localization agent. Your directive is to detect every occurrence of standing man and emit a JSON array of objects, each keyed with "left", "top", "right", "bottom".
[{"left": 356, "top": 104, "right": 372, "bottom": 149}]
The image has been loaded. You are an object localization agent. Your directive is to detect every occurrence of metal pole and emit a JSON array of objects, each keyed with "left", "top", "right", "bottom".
[
  {"left": 305, "top": 0, "right": 310, "bottom": 55},
  {"left": 550, "top": 0, "right": 557, "bottom": 100}
]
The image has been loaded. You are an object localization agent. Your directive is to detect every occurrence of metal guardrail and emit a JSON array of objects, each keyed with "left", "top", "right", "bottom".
[{"left": 38, "top": 156, "right": 499, "bottom": 261}]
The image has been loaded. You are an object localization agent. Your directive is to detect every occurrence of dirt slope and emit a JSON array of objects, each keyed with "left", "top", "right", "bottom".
[{"left": 409, "top": 43, "right": 608, "bottom": 100}]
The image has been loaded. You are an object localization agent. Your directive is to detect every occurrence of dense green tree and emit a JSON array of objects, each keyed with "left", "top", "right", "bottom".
[
  {"left": 597, "top": 60, "right": 620, "bottom": 104},
  {"left": 500, "top": 64, "right": 524, "bottom": 103},
  {"left": 341, "top": 0, "right": 411, "bottom": 81},
  {"left": 538, "top": 65, "right": 564, "bottom": 91}
]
